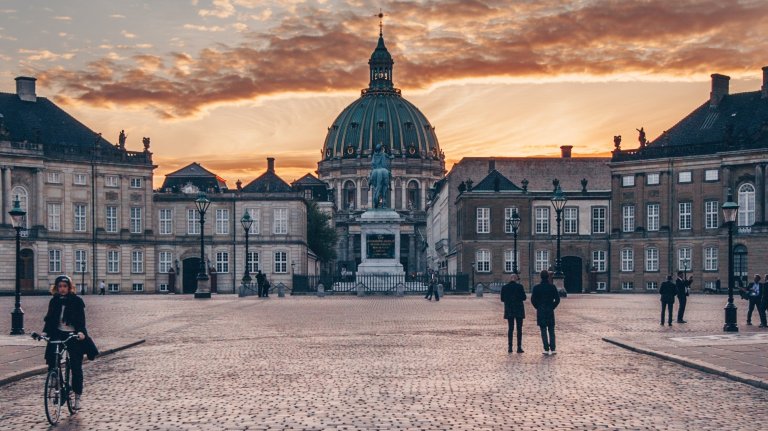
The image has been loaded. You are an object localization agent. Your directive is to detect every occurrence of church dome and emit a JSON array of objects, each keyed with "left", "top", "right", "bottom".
[{"left": 322, "top": 32, "right": 441, "bottom": 160}]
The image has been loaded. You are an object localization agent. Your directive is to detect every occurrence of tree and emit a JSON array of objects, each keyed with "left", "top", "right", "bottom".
[{"left": 307, "top": 201, "right": 337, "bottom": 264}]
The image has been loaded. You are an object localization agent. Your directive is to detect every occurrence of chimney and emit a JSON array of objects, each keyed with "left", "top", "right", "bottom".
[
  {"left": 560, "top": 145, "right": 573, "bottom": 158},
  {"left": 267, "top": 157, "right": 275, "bottom": 173},
  {"left": 488, "top": 158, "right": 496, "bottom": 173},
  {"left": 709, "top": 73, "right": 730, "bottom": 108},
  {"left": 15, "top": 76, "right": 37, "bottom": 102},
  {"left": 762, "top": 66, "right": 768, "bottom": 99}
]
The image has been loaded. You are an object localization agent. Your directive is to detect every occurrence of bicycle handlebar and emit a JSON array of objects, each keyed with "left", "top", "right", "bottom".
[{"left": 31, "top": 332, "right": 79, "bottom": 344}]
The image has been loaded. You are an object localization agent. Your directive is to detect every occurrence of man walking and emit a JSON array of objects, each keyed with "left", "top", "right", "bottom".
[
  {"left": 98, "top": 280, "right": 106, "bottom": 295},
  {"left": 500, "top": 274, "right": 526, "bottom": 353},
  {"left": 676, "top": 271, "right": 692, "bottom": 323},
  {"left": 746, "top": 274, "right": 762, "bottom": 326},
  {"left": 659, "top": 275, "right": 676, "bottom": 326},
  {"left": 424, "top": 270, "right": 439, "bottom": 301},
  {"left": 531, "top": 270, "right": 560, "bottom": 355}
]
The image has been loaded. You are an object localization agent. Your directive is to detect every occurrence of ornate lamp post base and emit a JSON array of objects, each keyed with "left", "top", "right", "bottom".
[
  {"left": 724, "top": 302, "right": 738, "bottom": 332},
  {"left": 194, "top": 274, "right": 211, "bottom": 299},
  {"left": 10, "top": 308, "right": 24, "bottom": 335}
]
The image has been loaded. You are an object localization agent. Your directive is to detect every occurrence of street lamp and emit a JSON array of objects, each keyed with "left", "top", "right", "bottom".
[
  {"left": 550, "top": 184, "right": 568, "bottom": 279},
  {"left": 471, "top": 261, "right": 475, "bottom": 293},
  {"left": 194, "top": 192, "right": 211, "bottom": 299},
  {"left": 722, "top": 194, "right": 739, "bottom": 332},
  {"left": 9, "top": 196, "right": 26, "bottom": 335},
  {"left": 507, "top": 210, "right": 521, "bottom": 274},
  {"left": 240, "top": 211, "right": 253, "bottom": 284}
]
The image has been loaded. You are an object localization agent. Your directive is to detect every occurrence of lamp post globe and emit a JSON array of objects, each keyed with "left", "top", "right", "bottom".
[
  {"left": 9, "top": 196, "right": 26, "bottom": 335},
  {"left": 550, "top": 184, "right": 567, "bottom": 279},
  {"left": 722, "top": 195, "right": 739, "bottom": 332},
  {"left": 241, "top": 211, "right": 253, "bottom": 284},
  {"left": 194, "top": 192, "right": 212, "bottom": 299}
]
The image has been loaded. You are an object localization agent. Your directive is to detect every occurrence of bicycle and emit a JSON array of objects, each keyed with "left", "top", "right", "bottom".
[{"left": 31, "top": 332, "right": 79, "bottom": 425}]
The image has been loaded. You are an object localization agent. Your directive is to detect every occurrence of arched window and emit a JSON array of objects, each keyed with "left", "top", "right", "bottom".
[
  {"left": 343, "top": 180, "right": 356, "bottom": 210},
  {"left": 738, "top": 183, "right": 755, "bottom": 226},
  {"left": 407, "top": 180, "right": 420, "bottom": 210},
  {"left": 11, "top": 186, "right": 28, "bottom": 228}
]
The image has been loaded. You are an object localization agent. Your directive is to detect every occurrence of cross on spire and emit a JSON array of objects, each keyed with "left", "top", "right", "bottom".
[{"left": 377, "top": 9, "right": 385, "bottom": 36}]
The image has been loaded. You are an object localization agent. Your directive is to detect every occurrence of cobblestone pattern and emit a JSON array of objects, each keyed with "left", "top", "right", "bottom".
[{"left": 1, "top": 294, "right": 767, "bottom": 430}]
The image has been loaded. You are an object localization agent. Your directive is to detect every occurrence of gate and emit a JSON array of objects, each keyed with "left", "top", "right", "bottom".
[{"left": 182, "top": 257, "right": 201, "bottom": 294}]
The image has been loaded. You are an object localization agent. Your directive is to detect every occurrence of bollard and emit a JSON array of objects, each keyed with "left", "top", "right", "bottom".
[
  {"left": 396, "top": 283, "right": 405, "bottom": 297},
  {"left": 317, "top": 283, "right": 326, "bottom": 297},
  {"left": 356, "top": 283, "right": 365, "bottom": 296},
  {"left": 476, "top": 283, "right": 484, "bottom": 297},
  {"left": 277, "top": 283, "right": 286, "bottom": 298},
  {"left": 437, "top": 283, "right": 444, "bottom": 298}
]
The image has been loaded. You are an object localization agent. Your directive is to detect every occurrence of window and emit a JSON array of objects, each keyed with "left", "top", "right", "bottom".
[
  {"left": 704, "top": 169, "right": 719, "bottom": 181},
  {"left": 645, "top": 247, "right": 659, "bottom": 272},
  {"left": 304, "top": 189, "right": 313, "bottom": 200},
  {"left": 704, "top": 281, "right": 717, "bottom": 292},
  {"left": 504, "top": 207, "right": 518, "bottom": 234},
  {"left": 647, "top": 204, "right": 659, "bottom": 231},
  {"left": 596, "top": 282, "right": 607, "bottom": 291},
  {"left": 646, "top": 281, "right": 658, "bottom": 290},
  {"left": 705, "top": 201, "right": 719, "bottom": 229},
  {"left": 132, "top": 283, "right": 144, "bottom": 292},
  {"left": 106, "top": 206, "right": 118, "bottom": 233},
  {"left": 704, "top": 247, "right": 718, "bottom": 271},
  {"left": 535, "top": 207, "right": 550, "bottom": 234},
  {"left": 622, "top": 205, "right": 635, "bottom": 233},
  {"left": 273, "top": 208, "right": 288, "bottom": 234},
  {"left": 105, "top": 175, "right": 119, "bottom": 187},
  {"left": 107, "top": 250, "right": 120, "bottom": 273},
  {"left": 677, "top": 202, "right": 692, "bottom": 230},
  {"left": 75, "top": 249, "right": 87, "bottom": 273},
  {"left": 73, "top": 173, "right": 87, "bottom": 185},
  {"left": 622, "top": 175, "right": 635, "bottom": 187},
  {"left": 476, "top": 249, "right": 491, "bottom": 272},
  {"left": 130, "top": 207, "right": 143, "bottom": 234},
  {"left": 159, "top": 209, "right": 173, "bottom": 235},
  {"left": 48, "top": 249, "right": 61, "bottom": 273},
  {"left": 130, "top": 177, "right": 142, "bottom": 188},
  {"left": 108, "top": 283, "right": 119, "bottom": 292},
  {"left": 678, "top": 247, "right": 692, "bottom": 271},
  {"left": 504, "top": 249, "right": 519, "bottom": 273},
  {"left": 74, "top": 204, "right": 87, "bottom": 232},
  {"left": 591, "top": 207, "right": 606, "bottom": 234},
  {"left": 215, "top": 252, "right": 229, "bottom": 273},
  {"left": 274, "top": 251, "right": 287, "bottom": 273},
  {"left": 245, "top": 208, "right": 260, "bottom": 234},
  {"left": 131, "top": 250, "right": 144, "bottom": 273},
  {"left": 187, "top": 209, "right": 200, "bottom": 234},
  {"left": 476, "top": 207, "right": 490, "bottom": 234},
  {"left": 592, "top": 250, "right": 606, "bottom": 272},
  {"left": 621, "top": 282, "right": 634, "bottom": 290},
  {"left": 159, "top": 251, "right": 173, "bottom": 273},
  {"left": 563, "top": 207, "right": 578, "bottom": 234},
  {"left": 47, "top": 171, "right": 61, "bottom": 184},
  {"left": 216, "top": 209, "right": 229, "bottom": 235},
  {"left": 678, "top": 171, "right": 692, "bottom": 183},
  {"left": 738, "top": 183, "right": 755, "bottom": 227},
  {"left": 621, "top": 248, "right": 634, "bottom": 272},
  {"left": 47, "top": 203, "right": 61, "bottom": 232},
  {"left": 646, "top": 173, "right": 660, "bottom": 185},
  {"left": 535, "top": 250, "right": 550, "bottom": 272},
  {"left": 247, "top": 251, "right": 260, "bottom": 273},
  {"left": 159, "top": 283, "right": 169, "bottom": 292}
]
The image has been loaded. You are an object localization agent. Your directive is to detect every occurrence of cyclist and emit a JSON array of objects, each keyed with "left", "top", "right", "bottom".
[{"left": 41, "top": 275, "right": 88, "bottom": 410}]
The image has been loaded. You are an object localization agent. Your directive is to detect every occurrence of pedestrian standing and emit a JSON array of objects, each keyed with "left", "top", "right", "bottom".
[
  {"left": 675, "top": 271, "right": 692, "bottom": 323},
  {"left": 746, "top": 274, "right": 762, "bottom": 326},
  {"left": 98, "top": 280, "right": 105, "bottom": 295},
  {"left": 531, "top": 270, "right": 560, "bottom": 355},
  {"left": 424, "top": 270, "right": 439, "bottom": 301},
  {"left": 761, "top": 274, "right": 768, "bottom": 328},
  {"left": 256, "top": 270, "right": 265, "bottom": 297},
  {"left": 659, "top": 275, "right": 675, "bottom": 326},
  {"left": 500, "top": 273, "right": 526, "bottom": 353}
]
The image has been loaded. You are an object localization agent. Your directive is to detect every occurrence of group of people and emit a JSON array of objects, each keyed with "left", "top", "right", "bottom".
[
  {"left": 658, "top": 271, "right": 693, "bottom": 325},
  {"left": 255, "top": 271, "right": 271, "bottom": 297},
  {"left": 500, "top": 271, "right": 561, "bottom": 355},
  {"left": 741, "top": 274, "right": 768, "bottom": 327}
]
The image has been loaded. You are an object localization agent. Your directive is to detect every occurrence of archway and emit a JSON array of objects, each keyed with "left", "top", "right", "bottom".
[
  {"left": 561, "top": 256, "right": 582, "bottom": 293},
  {"left": 182, "top": 257, "right": 201, "bottom": 294},
  {"left": 20, "top": 248, "right": 34, "bottom": 292}
]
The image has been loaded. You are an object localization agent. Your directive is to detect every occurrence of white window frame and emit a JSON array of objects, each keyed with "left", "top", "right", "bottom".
[
  {"left": 563, "top": 207, "right": 578, "bottom": 234},
  {"left": 622, "top": 175, "right": 635, "bottom": 187},
  {"left": 704, "top": 169, "right": 719, "bottom": 181},
  {"left": 75, "top": 249, "right": 87, "bottom": 273},
  {"left": 646, "top": 173, "right": 660, "bottom": 185},
  {"left": 132, "top": 283, "right": 144, "bottom": 292},
  {"left": 678, "top": 171, "right": 692, "bottom": 183},
  {"left": 48, "top": 249, "right": 61, "bottom": 273},
  {"left": 535, "top": 207, "right": 550, "bottom": 234},
  {"left": 646, "top": 203, "right": 659, "bottom": 232},
  {"left": 622, "top": 205, "right": 635, "bottom": 233},
  {"left": 74, "top": 204, "right": 87, "bottom": 232},
  {"left": 130, "top": 177, "right": 142, "bottom": 189},
  {"left": 187, "top": 209, "right": 200, "bottom": 235},
  {"left": 679, "top": 202, "right": 692, "bottom": 230},
  {"left": 621, "top": 248, "right": 634, "bottom": 272},
  {"left": 503, "top": 207, "right": 518, "bottom": 234},
  {"left": 592, "top": 250, "right": 606, "bottom": 272},
  {"left": 622, "top": 281, "right": 634, "bottom": 291},
  {"left": 108, "top": 283, "right": 119, "bottom": 292},
  {"left": 534, "top": 249, "right": 549, "bottom": 272},
  {"left": 503, "top": 249, "right": 519, "bottom": 273},
  {"left": 247, "top": 251, "right": 260, "bottom": 273},
  {"left": 596, "top": 282, "right": 607, "bottom": 291},
  {"left": 106, "top": 206, "right": 118, "bottom": 233},
  {"left": 47, "top": 203, "right": 61, "bottom": 232},
  {"left": 591, "top": 207, "right": 606, "bottom": 234},
  {"left": 105, "top": 175, "right": 119, "bottom": 187},
  {"left": 704, "top": 247, "right": 718, "bottom": 271},
  {"left": 107, "top": 250, "right": 120, "bottom": 273},
  {"left": 645, "top": 247, "right": 659, "bottom": 272},
  {"left": 47, "top": 171, "right": 62, "bottom": 184},
  {"left": 245, "top": 208, "right": 260, "bottom": 235},
  {"left": 73, "top": 173, "right": 87, "bottom": 185},
  {"left": 738, "top": 183, "right": 755, "bottom": 227},
  {"left": 678, "top": 247, "right": 692, "bottom": 272},
  {"left": 131, "top": 250, "right": 144, "bottom": 274},
  {"left": 159, "top": 251, "right": 173, "bottom": 273},
  {"left": 705, "top": 201, "right": 719, "bottom": 230},
  {"left": 274, "top": 251, "right": 288, "bottom": 273},
  {"left": 159, "top": 209, "right": 173, "bottom": 235},
  {"left": 215, "top": 208, "right": 229, "bottom": 235},
  {"left": 216, "top": 251, "right": 229, "bottom": 273},
  {"left": 646, "top": 281, "right": 658, "bottom": 290},
  {"left": 273, "top": 208, "right": 288, "bottom": 235},
  {"left": 476, "top": 207, "right": 490, "bottom": 234},
  {"left": 476, "top": 249, "right": 491, "bottom": 272},
  {"left": 130, "top": 207, "right": 143, "bottom": 234}
]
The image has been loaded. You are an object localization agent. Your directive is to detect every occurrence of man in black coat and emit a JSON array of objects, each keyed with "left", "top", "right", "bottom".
[
  {"left": 761, "top": 274, "right": 768, "bottom": 328},
  {"left": 500, "top": 273, "right": 526, "bottom": 353},
  {"left": 531, "top": 270, "right": 560, "bottom": 355},
  {"left": 676, "top": 271, "right": 692, "bottom": 323},
  {"left": 659, "top": 275, "right": 676, "bottom": 326},
  {"left": 746, "top": 274, "right": 762, "bottom": 326}
]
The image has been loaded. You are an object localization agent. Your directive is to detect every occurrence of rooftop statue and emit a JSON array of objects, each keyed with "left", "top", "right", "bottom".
[{"left": 369, "top": 144, "right": 392, "bottom": 208}]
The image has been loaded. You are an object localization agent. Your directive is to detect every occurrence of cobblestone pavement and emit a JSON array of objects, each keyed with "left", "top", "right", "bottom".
[{"left": 1, "top": 293, "right": 768, "bottom": 430}]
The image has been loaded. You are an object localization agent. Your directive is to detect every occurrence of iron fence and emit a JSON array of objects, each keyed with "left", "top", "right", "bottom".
[{"left": 292, "top": 273, "right": 470, "bottom": 295}]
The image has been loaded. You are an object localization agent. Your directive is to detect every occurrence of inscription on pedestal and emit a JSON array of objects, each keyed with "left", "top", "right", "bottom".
[{"left": 366, "top": 234, "right": 395, "bottom": 259}]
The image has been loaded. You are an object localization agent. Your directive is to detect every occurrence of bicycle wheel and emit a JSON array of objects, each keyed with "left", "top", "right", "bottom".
[
  {"left": 64, "top": 357, "right": 76, "bottom": 415},
  {"left": 44, "top": 369, "right": 62, "bottom": 425}
]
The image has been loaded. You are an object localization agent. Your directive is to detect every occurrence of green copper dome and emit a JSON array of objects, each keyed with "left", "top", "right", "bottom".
[{"left": 322, "top": 33, "right": 441, "bottom": 160}]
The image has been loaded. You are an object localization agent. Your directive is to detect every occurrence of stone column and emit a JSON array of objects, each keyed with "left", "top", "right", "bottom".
[
  {"left": 390, "top": 181, "right": 395, "bottom": 209},
  {"left": 421, "top": 180, "right": 427, "bottom": 211},
  {"left": 756, "top": 164, "right": 764, "bottom": 223},
  {"left": 356, "top": 178, "right": 361, "bottom": 209},
  {"left": 401, "top": 180, "right": 407, "bottom": 209},
  {"left": 36, "top": 168, "right": 44, "bottom": 226},
  {"left": 336, "top": 180, "right": 343, "bottom": 209},
  {"left": 408, "top": 233, "right": 416, "bottom": 274},
  {"left": 3, "top": 166, "right": 11, "bottom": 225}
]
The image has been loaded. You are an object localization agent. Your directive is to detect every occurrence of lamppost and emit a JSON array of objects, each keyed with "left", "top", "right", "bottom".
[
  {"left": 550, "top": 184, "right": 568, "bottom": 279},
  {"left": 240, "top": 211, "right": 253, "bottom": 285},
  {"left": 9, "top": 197, "right": 26, "bottom": 335},
  {"left": 722, "top": 194, "right": 739, "bottom": 332},
  {"left": 194, "top": 192, "right": 211, "bottom": 299},
  {"left": 471, "top": 261, "right": 475, "bottom": 293},
  {"left": 507, "top": 210, "right": 521, "bottom": 274}
]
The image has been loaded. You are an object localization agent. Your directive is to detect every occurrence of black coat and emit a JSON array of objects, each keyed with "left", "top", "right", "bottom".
[
  {"left": 531, "top": 282, "right": 560, "bottom": 326},
  {"left": 676, "top": 278, "right": 691, "bottom": 298},
  {"left": 659, "top": 281, "right": 676, "bottom": 303},
  {"left": 43, "top": 294, "right": 88, "bottom": 337},
  {"left": 500, "top": 282, "right": 526, "bottom": 319}
]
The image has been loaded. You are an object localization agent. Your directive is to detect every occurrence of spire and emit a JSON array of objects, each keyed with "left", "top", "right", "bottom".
[{"left": 368, "top": 11, "right": 395, "bottom": 92}]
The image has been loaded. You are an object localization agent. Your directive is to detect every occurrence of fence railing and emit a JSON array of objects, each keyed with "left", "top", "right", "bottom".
[{"left": 292, "top": 273, "right": 470, "bottom": 295}]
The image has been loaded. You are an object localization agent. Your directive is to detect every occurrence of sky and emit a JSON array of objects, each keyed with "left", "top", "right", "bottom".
[{"left": 0, "top": 0, "right": 767, "bottom": 187}]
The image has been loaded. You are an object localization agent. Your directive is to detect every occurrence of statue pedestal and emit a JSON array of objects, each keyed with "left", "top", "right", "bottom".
[{"left": 356, "top": 209, "right": 404, "bottom": 291}]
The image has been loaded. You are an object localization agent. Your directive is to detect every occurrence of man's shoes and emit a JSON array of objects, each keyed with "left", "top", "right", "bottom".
[
  {"left": 759, "top": 324, "right": 767, "bottom": 328},
  {"left": 550, "top": 350, "right": 557, "bottom": 355},
  {"left": 747, "top": 321, "right": 753, "bottom": 326},
  {"left": 543, "top": 350, "right": 550, "bottom": 355},
  {"left": 660, "top": 322, "right": 664, "bottom": 326},
  {"left": 517, "top": 348, "right": 524, "bottom": 353},
  {"left": 668, "top": 322, "right": 672, "bottom": 326},
  {"left": 678, "top": 320, "right": 687, "bottom": 324},
  {"left": 508, "top": 347, "right": 513, "bottom": 353},
  {"left": 73, "top": 394, "right": 81, "bottom": 410}
]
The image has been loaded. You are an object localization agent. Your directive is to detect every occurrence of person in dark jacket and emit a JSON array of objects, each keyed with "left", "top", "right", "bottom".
[
  {"left": 761, "top": 274, "right": 768, "bottom": 328},
  {"left": 659, "top": 275, "right": 676, "bottom": 326},
  {"left": 500, "top": 274, "right": 526, "bottom": 353},
  {"left": 41, "top": 275, "right": 89, "bottom": 410},
  {"left": 746, "top": 274, "right": 762, "bottom": 326},
  {"left": 531, "top": 270, "right": 560, "bottom": 355},
  {"left": 676, "top": 271, "right": 692, "bottom": 323},
  {"left": 256, "top": 270, "right": 265, "bottom": 297}
]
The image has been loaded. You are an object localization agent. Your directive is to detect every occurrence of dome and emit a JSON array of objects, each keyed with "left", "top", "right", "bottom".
[{"left": 322, "top": 33, "right": 441, "bottom": 160}]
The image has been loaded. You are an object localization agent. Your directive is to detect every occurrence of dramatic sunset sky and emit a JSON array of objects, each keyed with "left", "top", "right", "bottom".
[{"left": 1, "top": 0, "right": 767, "bottom": 186}]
